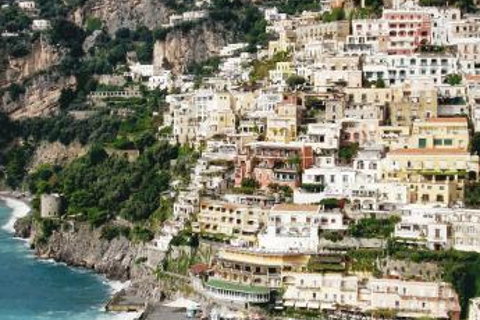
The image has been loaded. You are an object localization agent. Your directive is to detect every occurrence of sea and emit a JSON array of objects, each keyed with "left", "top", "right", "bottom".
[{"left": 0, "top": 199, "right": 140, "bottom": 320}]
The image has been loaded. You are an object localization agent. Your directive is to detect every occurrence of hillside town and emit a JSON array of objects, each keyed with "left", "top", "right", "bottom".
[
  {"left": 3, "top": 0, "right": 480, "bottom": 319},
  {"left": 153, "top": 1, "right": 480, "bottom": 320}
]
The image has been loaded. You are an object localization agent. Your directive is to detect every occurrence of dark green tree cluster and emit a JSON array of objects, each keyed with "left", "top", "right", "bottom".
[
  {"left": 0, "top": 111, "right": 14, "bottom": 151},
  {"left": 267, "top": 0, "right": 320, "bottom": 15},
  {"left": 4, "top": 143, "right": 35, "bottom": 189},
  {"left": 28, "top": 142, "right": 178, "bottom": 226},
  {"left": 0, "top": 5, "right": 32, "bottom": 32},
  {"left": 209, "top": 0, "right": 270, "bottom": 51},
  {"left": 36, "top": 0, "right": 87, "bottom": 19},
  {"left": 390, "top": 246, "right": 480, "bottom": 318},
  {"left": 348, "top": 216, "right": 400, "bottom": 239},
  {"left": 322, "top": 8, "right": 346, "bottom": 22},
  {"left": 17, "top": 112, "right": 121, "bottom": 146},
  {"left": 419, "top": 0, "right": 476, "bottom": 13}
]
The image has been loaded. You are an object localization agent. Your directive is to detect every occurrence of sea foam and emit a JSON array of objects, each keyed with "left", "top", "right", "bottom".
[{"left": 0, "top": 196, "right": 31, "bottom": 233}]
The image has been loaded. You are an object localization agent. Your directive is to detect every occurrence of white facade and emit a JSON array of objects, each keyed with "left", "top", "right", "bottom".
[
  {"left": 298, "top": 122, "right": 340, "bottom": 153},
  {"left": 363, "top": 54, "right": 458, "bottom": 86},
  {"left": 283, "top": 272, "right": 460, "bottom": 318},
  {"left": 148, "top": 71, "right": 173, "bottom": 90},
  {"left": 258, "top": 204, "right": 346, "bottom": 252},
  {"left": 32, "top": 19, "right": 51, "bottom": 31}
]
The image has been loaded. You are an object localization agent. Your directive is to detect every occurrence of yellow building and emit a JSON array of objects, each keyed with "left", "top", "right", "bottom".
[
  {"left": 382, "top": 149, "right": 479, "bottom": 205},
  {"left": 192, "top": 200, "right": 269, "bottom": 244},
  {"left": 214, "top": 247, "right": 310, "bottom": 288},
  {"left": 390, "top": 83, "right": 438, "bottom": 126},
  {"left": 206, "top": 108, "right": 236, "bottom": 138},
  {"left": 344, "top": 87, "right": 392, "bottom": 106},
  {"left": 268, "top": 31, "right": 295, "bottom": 57},
  {"left": 269, "top": 62, "right": 295, "bottom": 84},
  {"left": 266, "top": 103, "right": 299, "bottom": 143},
  {"left": 411, "top": 117, "right": 469, "bottom": 150}
]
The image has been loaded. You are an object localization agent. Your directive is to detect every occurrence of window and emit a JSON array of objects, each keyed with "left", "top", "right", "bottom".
[
  {"left": 434, "top": 139, "right": 443, "bottom": 146},
  {"left": 444, "top": 139, "right": 453, "bottom": 146},
  {"left": 419, "top": 138, "right": 427, "bottom": 148}
]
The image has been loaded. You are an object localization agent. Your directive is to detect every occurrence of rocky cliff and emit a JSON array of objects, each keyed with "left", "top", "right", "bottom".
[
  {"left": 153, "top": 21, "right": 233, "bottom": 74},
  {"left": 4, "top": 39, "right": 61, "bottom": 84},
  {"left": 1, "top": 73, "right": 75, "bottom": 119},
  {"left": 28, "top": 141, "right": 88, "bottom": 171},
  {"left": 74, "top": 0, "right": 172, "bottom": 34},
  {"left": 14, "top": 218, "right": 166, "bottom": 301}
]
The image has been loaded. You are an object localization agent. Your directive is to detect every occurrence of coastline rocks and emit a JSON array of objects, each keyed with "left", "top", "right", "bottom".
[
  {"left": 13, "top": 216, "right": 33, "bottom": 239},
  {"left": 14, "top": 218, "right": 166, "bottom": 302}
]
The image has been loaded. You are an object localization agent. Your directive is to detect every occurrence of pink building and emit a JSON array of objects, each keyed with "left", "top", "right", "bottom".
[
  {"left": 235, "top": 142, "right": 314, "bottom": 189},
  {"left": 383, "top": 10, "right": 431, "bottom": 54},
  {"left": 352, "top": 9, "right": 432, "bottom": 55}
]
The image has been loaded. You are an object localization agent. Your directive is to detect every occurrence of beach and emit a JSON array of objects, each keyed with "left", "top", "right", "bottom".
[{"left": 0, "top": 193, "right": 31, "bottom": 233}]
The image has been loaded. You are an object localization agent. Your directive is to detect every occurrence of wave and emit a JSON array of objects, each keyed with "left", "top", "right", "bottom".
[
  {"left": 0, "top": 196, "right": 31, "bottom": 233},
  {"left": 106, "top": 280, "right": 132, "bottom": 294},
  {"left": 96, "top": 311, "right": 143, "bottom": 320}
]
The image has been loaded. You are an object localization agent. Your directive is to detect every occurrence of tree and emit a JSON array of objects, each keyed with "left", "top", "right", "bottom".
[
  {"left": 375, "top": 78, "right": 386, "bottom": 88},
  {"left": 445, "top": 74, "right": 462, "bottom": 86},
  {"left": 286, "top": 75, "right": 307, "bottom": 90},
  {"left": 472, "top": 133, "right": 480, "bottom": 156},
  {"left": 338, "top": 143, "right": 359, "bottom": 163},
  {"left": 241, "top": 178, "right": 259, "bottom": 190}
]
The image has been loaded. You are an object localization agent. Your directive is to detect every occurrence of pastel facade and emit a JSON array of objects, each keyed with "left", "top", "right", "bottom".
[
  {"left": 258, "top": 204, "right": 346, "bottom": 252},
  {"left": 411, "top": 118, "right": 469, "bottom": 150},
  {"left": 283, "top": 272, "right": 460, "bottom": 319},
  {"left": 382, "top": 149, "right": 480, "bottom": 205},
  {"left": 192, "top": 200, "right": 269, "bottom": 244}
]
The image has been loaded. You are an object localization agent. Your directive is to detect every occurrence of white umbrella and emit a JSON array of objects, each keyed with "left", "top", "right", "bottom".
[{"left": 164, "top": 298, "right": 200, "bottom": 310}]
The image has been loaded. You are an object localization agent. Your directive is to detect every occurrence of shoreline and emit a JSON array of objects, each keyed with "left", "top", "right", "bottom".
[
  {"left": 0, "top": 192, "right": 32, "bottom": 233},
  {"left": 0, "top": 192, "right": 143, "bottom": 320}
]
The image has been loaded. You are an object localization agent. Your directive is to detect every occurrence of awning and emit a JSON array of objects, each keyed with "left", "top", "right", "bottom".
[
  {"left": 296, "top": 301, "right": 308, "bottom": 308},
  {"left": 307, "top": 301, "right": 320, "bottom": 309},
  {"left": 283, "top": 300, "right": 295, "bottom": 307},
  {"left": 206, "top": 279, "right": 270, "bottom": 295},
  {"left": 164, "top": 298, "right": 200, "bottom": 310}
]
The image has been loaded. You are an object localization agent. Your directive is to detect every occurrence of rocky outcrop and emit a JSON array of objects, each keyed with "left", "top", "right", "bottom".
[
  {"left": 4, "top": 38, "right": 61, "bottom": 83},
  {"left": 1, "top": 74, "right": 75, "bottom": 119},
  {"left": 75, "top": 0, "right": 171, "bottom": 34},
  {"left": 14, "top": 219, "right": 166, "bottom": 301},
  {"left": 153, "top": 21, "right": 233, "bottom": 74},
  {"left": 28, "top": 141, "right": 87, "bottom": 171}
]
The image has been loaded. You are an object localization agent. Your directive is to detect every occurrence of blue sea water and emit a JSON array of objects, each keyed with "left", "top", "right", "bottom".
[{"left": 0, "top": 201, "right": 133, "bottom": 320}]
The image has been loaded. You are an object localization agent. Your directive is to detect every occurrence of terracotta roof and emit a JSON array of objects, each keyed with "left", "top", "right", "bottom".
[
  {"left": 272, "top": 204, "right": 319, "bottom": 212},
  {"left": 388, "top": 148, "right": 468, "bottom": 156},
  {"left": 426, "top": 117, "right": 467, "bottom": 123},
  {"left": 190, "top": 263, "right": 209, "bottom": 275},
  {"left": 465, "top": 75, "right": 480, "bottom": 82}
]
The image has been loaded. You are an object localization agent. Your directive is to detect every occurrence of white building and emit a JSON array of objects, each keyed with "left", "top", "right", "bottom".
[
  {"left": 283, "top": 272, "right": 460, "bottom": 318},
  {"left": 147, "top": 70, "right": 173, "bottom": 90},
  {"left": 129, "top": 63, "right": 155, "bottom": 78},
  {"left": 363, "top": 54, "right": 458, "bottom": 86},
  {"left": 258, "top": 204, "right": 346, "bottom": 252},
  {"left": 469, "top": 298, "right": 480, "bottom": 320},
  {"left": 32, "top": 19, "right": 51, "bottom": 31},
  {"left": 298, "top": 122, "right": 341, "bottom": 153}
]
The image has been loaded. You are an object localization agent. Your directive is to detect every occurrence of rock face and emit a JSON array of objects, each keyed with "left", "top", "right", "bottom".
[
  {"left": 1, "top": 74, "right": 75, "bottom": 119},
  {"left": 14, "top": 219, "right": 166, "bottom": 300},
  {"left": 77, "top": 0, "right": 171, "bottom": 34},
  {"left": 153, "top": 22, "right": 233, "bottom": 74},
  {"left": 28, "top": 141, "right": 88, "bottom": 171},
  {"left": 3, "top": 38, "right": 61, "bottom": 84}
]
